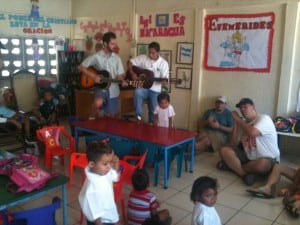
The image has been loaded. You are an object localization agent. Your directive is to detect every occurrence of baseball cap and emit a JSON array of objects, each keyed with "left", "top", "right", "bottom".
[
  {"left": 216, "top": 96, "right": 227, "bottom": 103},
  {"left": 235, "top": 98, "right": 254, "bottom": 108}
]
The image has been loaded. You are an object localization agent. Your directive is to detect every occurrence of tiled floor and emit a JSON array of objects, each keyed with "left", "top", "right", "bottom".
[{"left": 6, "top": 128, "right": 300, "bottom": 225}]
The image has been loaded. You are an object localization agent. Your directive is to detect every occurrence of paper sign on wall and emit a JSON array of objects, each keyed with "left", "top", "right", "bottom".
[{"left": 204, "top": 12, "right": 275, "bottom": 72}]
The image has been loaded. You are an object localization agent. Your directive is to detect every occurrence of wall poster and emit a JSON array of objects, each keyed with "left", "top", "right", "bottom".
[{"left": 204, "top": 12, "right": 275, "bottom": 72}]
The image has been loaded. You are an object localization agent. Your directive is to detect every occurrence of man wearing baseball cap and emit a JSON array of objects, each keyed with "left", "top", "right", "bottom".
[
  {"left": 196, "top": 96, "right": 234, "bottom": 153},
  {"left": 217, "top": 97, "right": 280, "bottom": 186}
]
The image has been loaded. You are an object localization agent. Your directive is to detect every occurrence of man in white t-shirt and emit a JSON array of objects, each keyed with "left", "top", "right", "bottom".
[
  {"left": 128, "top": 42, "right": 169, "bottom": 123},
  {"left": 217, "top": 98, "right": 280, "bottom": 186}
]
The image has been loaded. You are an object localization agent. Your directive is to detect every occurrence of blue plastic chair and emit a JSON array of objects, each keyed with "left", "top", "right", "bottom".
[
  {"left": 153, "top": 145, "right": 186, "bottom": 186},
  {"left": 7, "top": 197, "right": 61, "bottom": 225},
  {"left": 108, "top": 137, "right": 136, "bottom": 159}
]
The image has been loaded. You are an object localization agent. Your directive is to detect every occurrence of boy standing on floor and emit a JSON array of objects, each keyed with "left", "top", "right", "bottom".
[
  {"left": 127, "top": 168, "right": 172, "bottom": 225},
  {"left": 78, "top": 141, "right": 120, "bottom": 225}
]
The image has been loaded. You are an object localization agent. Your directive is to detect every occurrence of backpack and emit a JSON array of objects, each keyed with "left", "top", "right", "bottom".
[
  {"left": 0, "top": 153, "right": 57, "bottom": 193},
  {"left": 0, "top": 153, "right": 37, "bottom": 176},
  {"left": 292, "top": 119, "right": 300, "bottom": 133},
  {"left": 7, "top": 165, "right": 57, "bottom": 193},
  {"left": 274, "top": 116, "right": 292, "bottom": 132}
]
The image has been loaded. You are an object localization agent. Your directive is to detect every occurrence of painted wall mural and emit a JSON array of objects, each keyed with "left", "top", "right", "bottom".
[
  {"left": 79, "top": 20, "right": 132, "bottom": 42},
  {"left": 74, "top": 17, "right": 132, "bottom": 55}
]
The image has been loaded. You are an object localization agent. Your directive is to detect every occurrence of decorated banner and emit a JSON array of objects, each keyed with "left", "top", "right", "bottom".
[
  {"left": 139, "top": 12, "right": 186, "bottom": 38},
  {"left": 204, "top": 12, "right": 275, "bottom": 72},
  {"left": 0, "top": 0, "right": 75, "bottom": 37}
]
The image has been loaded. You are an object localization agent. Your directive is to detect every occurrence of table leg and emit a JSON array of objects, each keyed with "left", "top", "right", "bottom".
[
  {"left": 164, "top": 147, "right": 169, "bottom": 189},
  {"left": 75, "top": 127, "right": 79, "bottom": 151},
  {"left": 62, "top": 184, "right": 68, "bottom": 225},
  {"left": 277, "top": 134, "right": 281, "bottom": 148},
  {"left": 190, "top": 137, "right": 195, "bottom": 173},
  {"left": 1, "top": 209, "right": 9, "bottom": 225}
]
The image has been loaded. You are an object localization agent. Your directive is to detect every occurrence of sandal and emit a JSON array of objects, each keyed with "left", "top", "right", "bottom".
[
  {"left": 284, "top": 202, "right": 300, "bottom": 218},
  {"left": 216, "top": 160, "right": 229, "bottom": 171},
  {"left": 246, "top": 188, "right": 273, "bottom": 199}
]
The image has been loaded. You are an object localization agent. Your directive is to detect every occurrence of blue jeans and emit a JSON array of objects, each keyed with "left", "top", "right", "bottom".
[
  {"left": 95, "top": 89, "right": 119, "bottom": 116},
  {"left": 134, "top": 88, "right": 160, "bottom": 123}
]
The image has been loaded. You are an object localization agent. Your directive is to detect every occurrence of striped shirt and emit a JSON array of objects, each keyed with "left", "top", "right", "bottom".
[{"left": 127, "top": 189, "right": 159, "bottom": 225}]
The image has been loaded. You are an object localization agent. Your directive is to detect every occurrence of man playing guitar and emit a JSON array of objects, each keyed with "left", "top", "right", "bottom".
[
  {"left": 127, "top": 42, "right": 169, "bottom": 123},
  {"left": 78, "top": 32, "right": 127, "bottom": 117}
]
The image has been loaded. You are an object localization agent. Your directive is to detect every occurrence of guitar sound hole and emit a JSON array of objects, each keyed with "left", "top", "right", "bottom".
[{"left": 139, "top": 74, "right": 146, "bottom": 80}]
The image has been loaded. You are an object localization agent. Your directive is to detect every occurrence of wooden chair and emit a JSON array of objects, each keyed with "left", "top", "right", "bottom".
[{"left": 10, "top": 70, "right": 39, "bottom": 114}]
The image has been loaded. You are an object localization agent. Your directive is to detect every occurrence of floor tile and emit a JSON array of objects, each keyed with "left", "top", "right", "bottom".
[
  {"left": 163, "top": 203, "right": 191, "bottom": 225},
  {"left": 173, "top": 213, "right": 192, "bottom": 225},
  {"left": 4, "top": 119, "right": 300, "bottom": 225},
  {"left": 225, "top": 211, "right": 273, "bottom": 225},
  {"left": 165, "top": 191, "right": 194, "bottom": 212},
  {"left": 241, "top": 198, "right": 284, "bottom": 221},
  {"left": 217, "top": 190, "right": 251, "bottom": 210},
  {"left": 215, "top": 203, "right": 238, "bottom": 224}
]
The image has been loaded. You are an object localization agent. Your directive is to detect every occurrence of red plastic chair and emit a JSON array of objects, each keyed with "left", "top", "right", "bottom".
[
  {"left": 113, "top": 150, "right": 147, "bottom": 223},
  {"left": 36, "top": 126, "right": 74, "bottom": 170},
  {"left": 69, "top": 138, "right": 110, "bottom": 187},
  {"left": 68, "top": 153, "right": 88, "bottom": 187},
  {"left": 68, "top": 152, "right": 88, "bottom": 225},
  {"left": 121, "top": 149, "right": 148, "bottom": 185}
]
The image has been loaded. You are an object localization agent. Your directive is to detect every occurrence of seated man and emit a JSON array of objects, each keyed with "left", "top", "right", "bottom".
[
  {"left": 195, "top": 96, "right": 233, "bottom": 152},
  {"left": 217, "top": 98, "right": 280, "bottom": 186}
]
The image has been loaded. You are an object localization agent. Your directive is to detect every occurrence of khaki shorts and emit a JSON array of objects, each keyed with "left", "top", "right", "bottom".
[
  {"left": 234, "top": 144, "right": 278, "bottom": 167},
  {"left": 196, "top": 130, "right": 226, "bottom": 152}
]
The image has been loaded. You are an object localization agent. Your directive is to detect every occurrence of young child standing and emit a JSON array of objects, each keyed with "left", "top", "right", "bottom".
[
  {"left": 127, "top": 168, "right": 172, "bottom": 225},
  {"left": 190, "top": 176, "right": 221, "bottom": 225},
  {"left": 154, "top": 93, "right": 175, "bottom": 128},
  {"left": 78, "top": 141, "right": 120, "bottom": 225}
]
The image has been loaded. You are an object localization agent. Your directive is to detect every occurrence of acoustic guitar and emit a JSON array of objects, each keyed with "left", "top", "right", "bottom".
[
  {"left": 80, "top": 66, "right": 181, "bottom": 89},
  {"left": 80, "top": 67, "right": 120, "bottom": 89}
]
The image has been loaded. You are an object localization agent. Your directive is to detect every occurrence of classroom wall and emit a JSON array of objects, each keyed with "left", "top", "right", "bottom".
[
  {"left": 0, "top": 0, "right": 73, "bottom": 90},
  {"left": 0, "top": 0, "right": 72, "bottom": 37},
  {"left": 1, "top": 0, "right": 299, "bottom": 132},
  {"left": 72, "top": 0, "right": 300, "bottom": 131}
]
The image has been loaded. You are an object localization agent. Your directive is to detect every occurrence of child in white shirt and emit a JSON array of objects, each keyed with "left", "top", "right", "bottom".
[
  {"left": 190, "top": 176, "right": 222, "bottom": 225},
  {"left": 154, "top": 93, "right": 175, "bottom": 128},
  {"left": 78, "top": 141, "right": 120, "bottom": 225}
]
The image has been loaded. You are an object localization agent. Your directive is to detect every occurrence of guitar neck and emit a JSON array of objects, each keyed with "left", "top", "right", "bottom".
[
  {"left": 152, "top": 78, "right": 168, "bottom": 82},
  {"left": 101, "top": 78, "right": 122, "bottom": 83}
]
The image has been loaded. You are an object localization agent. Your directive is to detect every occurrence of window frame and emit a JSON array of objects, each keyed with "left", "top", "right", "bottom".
[{"left": 0, "top": 36, "right": 57, "bottom": 77}]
